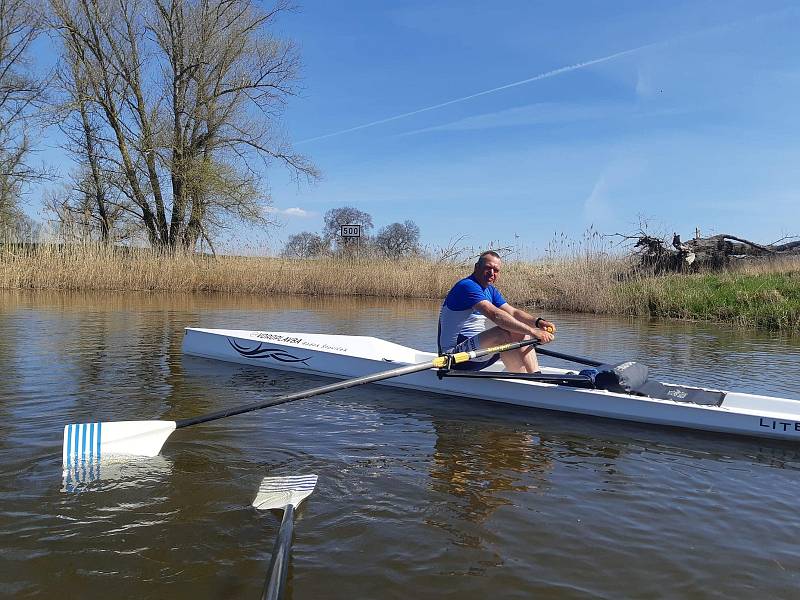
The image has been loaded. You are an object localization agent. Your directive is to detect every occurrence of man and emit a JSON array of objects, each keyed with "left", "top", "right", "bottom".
[{"left": 438, "top": 250, "right": 555, "bottom": 372}]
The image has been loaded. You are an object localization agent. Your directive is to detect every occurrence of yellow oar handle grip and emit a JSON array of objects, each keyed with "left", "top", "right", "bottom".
[
  {"left": 431, "top": 351, "right": 481, "bottom": 368},
  {"left": 448, "top": 351, "right": 474, "bottom": 365},
  {"left": 433, "top": 335, "right": 548, "bottom": 369},
  {"left": 432, "top": 356, "right": 449, "bottom": 368},
  {"left": 544, "top": 325, "right": 555, "bottom": 334}
]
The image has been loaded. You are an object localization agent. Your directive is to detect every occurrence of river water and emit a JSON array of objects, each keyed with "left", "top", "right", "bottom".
[{"left": 2, "top": 290, "right": 800, "bottom": 599}]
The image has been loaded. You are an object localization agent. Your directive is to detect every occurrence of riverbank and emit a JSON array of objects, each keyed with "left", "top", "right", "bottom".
[
  {"left": 617, "top": 269, "right": 800, "bottom": 330},
  {"left": 1, "top": 242, "right": 798, "bottom": 330}
]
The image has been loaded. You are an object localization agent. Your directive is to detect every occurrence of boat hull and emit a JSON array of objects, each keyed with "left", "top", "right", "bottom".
[{"left": 182, "top": 328, "right": 800, "bottom": 443}]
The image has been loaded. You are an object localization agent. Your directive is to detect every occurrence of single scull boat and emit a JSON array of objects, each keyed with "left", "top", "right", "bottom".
[{"left": 181, "top": 328, "right": 800, "bottom": 443}]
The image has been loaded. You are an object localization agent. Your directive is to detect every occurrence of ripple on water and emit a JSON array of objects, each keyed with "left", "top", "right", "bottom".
[{"left": 3, "top": 295, "right": 800, "bottom": 598}]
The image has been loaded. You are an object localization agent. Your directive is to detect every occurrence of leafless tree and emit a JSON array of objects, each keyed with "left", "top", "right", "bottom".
[
  {"left": 322, "top": 205, "right": 373, "bottom": 252},
  {"left": 43, "top": 173, "right": 138, "bottom": 242},
  {"left": 48, "top": 43, "right": 124, "bottom": 241},
  {"left": 0, "top": 0, "right": 47, "bottom": 234},
  {"left": 374, "top": 220, "right": 420, "bottom": 258},
  {"left": 282, "top": 230, "right": 327, "bottom": 258},
  {"left": 48, "top": 0, "right": 318, "bottom": 250}
]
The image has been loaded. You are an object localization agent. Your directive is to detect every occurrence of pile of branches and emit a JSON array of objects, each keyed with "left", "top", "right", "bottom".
[{"left": 628, "top": 233, "right": 800, "bottom": 274}]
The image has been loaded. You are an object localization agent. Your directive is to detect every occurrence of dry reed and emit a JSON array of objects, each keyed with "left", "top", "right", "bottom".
[
  {"left": 0, "top": 240, "right": 625, "bottom": 307},
  {"left": 1, "top": 241, "right": 798, "bottom": 329}
]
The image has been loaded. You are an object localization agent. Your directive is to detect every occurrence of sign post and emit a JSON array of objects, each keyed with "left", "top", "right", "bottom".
[
  {"left": 340, "top": 224, "right": 362, "bottom": 259},
  {"left": 340, "top": 224, "right": 361, "bottom": 239}
]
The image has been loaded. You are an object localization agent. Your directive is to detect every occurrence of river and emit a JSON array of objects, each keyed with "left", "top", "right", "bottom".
[{"left": 1, "top": 290, "right": 800, "bottom": 598}]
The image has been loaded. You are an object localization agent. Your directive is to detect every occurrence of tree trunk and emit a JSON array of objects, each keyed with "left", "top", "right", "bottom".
[{"left": 633, "top": 233, "right": 800, "bottom": 273}]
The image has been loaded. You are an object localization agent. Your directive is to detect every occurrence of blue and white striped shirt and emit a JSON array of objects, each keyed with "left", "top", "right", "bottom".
[{"left": 438, "top": 275, "right": 506, "bottom": 351}]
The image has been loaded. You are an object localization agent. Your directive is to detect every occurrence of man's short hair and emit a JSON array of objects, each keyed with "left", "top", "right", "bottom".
[{"left": 476, "top": 250, "right": 501, "bottom": 268}]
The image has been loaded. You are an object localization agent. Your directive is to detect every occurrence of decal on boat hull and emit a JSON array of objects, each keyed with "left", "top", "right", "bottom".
[
  {"left": 759, "top": 417, "right": 800, "bottom": 433},
  {"left": 227, "top": 338, "right": 311, "bottom": 365}
]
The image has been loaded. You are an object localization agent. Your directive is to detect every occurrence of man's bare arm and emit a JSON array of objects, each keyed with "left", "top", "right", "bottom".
[
  {"left": 500, "top": 303, "right": 536, "bottom": 327},
  {"left": 475, "top": 301, "right": 553, "bottom": 342},
  {"left": 501, "top": 304, "right": 557, "bottom": 333}
]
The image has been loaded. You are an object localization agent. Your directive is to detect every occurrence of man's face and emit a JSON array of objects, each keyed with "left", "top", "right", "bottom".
[{"left": 475, "top": 255, "right": 501, "bottom": 287}]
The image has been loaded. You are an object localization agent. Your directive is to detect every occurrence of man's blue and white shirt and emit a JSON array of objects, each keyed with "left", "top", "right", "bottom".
[{"left": 438, "top": 275, "right": 506, "bottom": 352}]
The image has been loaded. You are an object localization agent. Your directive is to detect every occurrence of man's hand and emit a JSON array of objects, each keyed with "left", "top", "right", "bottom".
[
  {"left": 537, "top": 318, "right": 556, "bottom": 334},
  {"left": 532, "top": 328, "right": 555, "bottom": 344}
]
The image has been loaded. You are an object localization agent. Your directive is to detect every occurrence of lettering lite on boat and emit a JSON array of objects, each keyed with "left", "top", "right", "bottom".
[{"left": 759, "top": 418, "right": 800, "bottom": 432}]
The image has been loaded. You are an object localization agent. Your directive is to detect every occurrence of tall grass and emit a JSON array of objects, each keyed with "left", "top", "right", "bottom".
[
  {"left": 615, "top": 269, "right": 800, "bottom": 330},
  {"left": 0, "top": 241, "right": 462, "bottom": 296},
  {"left": 1, "top": 239, "right": 798, "bottom": 330},
  {"left": 0, "top": 238, "right": 627, "bottom": 303}
]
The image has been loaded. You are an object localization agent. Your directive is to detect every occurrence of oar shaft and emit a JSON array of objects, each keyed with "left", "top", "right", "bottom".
[
  {"left": 533, "top": 347, "right": 603, "bottom": 367},
  {"left": 261, "top": 504, "right": 295, "bottom": 600},
  {"left": 176, "top": 360, "right": 435, "bottom": 429},
  {"left": 175, "top": 337, "right": 540, "bottom": 429},
  {"left": 62, "top": 338, "right": 543, "bottom": 461}
]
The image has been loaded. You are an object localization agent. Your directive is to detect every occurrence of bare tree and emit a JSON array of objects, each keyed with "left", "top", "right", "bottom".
[
  {"left": 322, "top": 205, "right": 373, "bottom": 252},
  {"left": 374, "top": 220, "right": 420, "bottom": 258},
  {"left": 49, "top": 0, "right": 318, "bottom": 250},
  {"left": 282, "top": 230, "right": 327, "bottom": 258},
  {"left": 0, "top": 0, "right": 46, "bottom": 233},
  {"left": 43, "top": 173, "right": 138, "bottom": 243},
  {"left": 48, "top": 42, "right": 125, "bottom": 241}
]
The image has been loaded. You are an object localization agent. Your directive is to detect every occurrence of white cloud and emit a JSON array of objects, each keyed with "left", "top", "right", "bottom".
[
  {"left": 265, "top": 206, "right": 315, "bottom": 218},
  {"left": 283, "top": 207, "right": 313, "bottom": 217},
  {"left": 583, "top": 158, "right": 647, "bottom": 227},
  {"left": 583, "top": 174, "right": 612, "bottom": 225},
  {"left": 635, "top": 66, "right": 653, "bottom": 98}
]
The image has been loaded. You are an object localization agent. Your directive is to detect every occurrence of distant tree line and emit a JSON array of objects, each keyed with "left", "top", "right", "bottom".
[
  {"left": 0, "top": 0, "right": 317, "bottom": 250},
  {"left": 283, "top": 206, "right": 422, "bottom": 259}
]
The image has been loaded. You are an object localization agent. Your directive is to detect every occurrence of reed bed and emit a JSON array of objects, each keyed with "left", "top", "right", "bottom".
[
  {"left": 1, "top": 241, "right": 798, "bottom": 330},
  {"left": 0, "top": 240, "right": 627, "bottom": 304},
  {"left": 0, "top": 242, "right": 463, "bottom": 296}
]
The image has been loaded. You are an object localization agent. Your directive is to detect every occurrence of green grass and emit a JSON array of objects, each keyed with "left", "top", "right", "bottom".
[{"left": 617, "top": 272, "right": 800, "bottom": 330}]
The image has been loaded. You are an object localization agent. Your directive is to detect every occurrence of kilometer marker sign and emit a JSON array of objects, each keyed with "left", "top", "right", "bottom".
[{"left": 340, "top": 224, "right": 361, "bottom": 238}]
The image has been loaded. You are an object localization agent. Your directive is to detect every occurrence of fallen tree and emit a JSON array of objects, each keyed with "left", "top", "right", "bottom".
[{"left": 629, "top": 232, "right": 800, "bottom": 273}]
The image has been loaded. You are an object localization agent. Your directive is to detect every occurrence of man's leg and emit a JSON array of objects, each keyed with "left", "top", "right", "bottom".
[{"left": 475, "top": 327, "right": 540, "bottom": 373}]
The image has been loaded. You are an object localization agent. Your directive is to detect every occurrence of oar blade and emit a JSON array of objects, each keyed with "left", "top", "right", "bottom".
[
  {"left": 62, "top": 420, "right": 177, "bottom": 467},
  {"left": 253, "top": 474, "right": 318, "bottom": 510}
]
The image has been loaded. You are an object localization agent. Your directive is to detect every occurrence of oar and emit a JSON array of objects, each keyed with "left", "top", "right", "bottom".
[
  {"left": 61, "top": 337, "right": 541, "bottom": 466},
  {"left": 534, "top": 347, "right": 653, "bottom": 394},
  {"left": 253, "top": 474, "right": 318, "bottom": 600},
  {"left": 533, "top": 346, "right": 603, "bottom": 367}
]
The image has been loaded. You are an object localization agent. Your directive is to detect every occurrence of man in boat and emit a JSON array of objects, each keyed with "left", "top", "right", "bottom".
[{"left": 438, "top": 250, "right": 555, "bottom": 372}]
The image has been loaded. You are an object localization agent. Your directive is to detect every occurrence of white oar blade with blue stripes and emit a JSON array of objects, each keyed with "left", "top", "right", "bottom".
[
  {"left": 253, "top": 474, "right": 318, "bottom": 510},
  {"left": 62, "top": 420, "right": 177, "bottom": 467}
]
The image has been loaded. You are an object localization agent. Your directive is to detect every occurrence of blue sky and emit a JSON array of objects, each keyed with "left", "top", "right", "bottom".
[{"left": 31, "top": 1, "right": 800, "bottom": 256}]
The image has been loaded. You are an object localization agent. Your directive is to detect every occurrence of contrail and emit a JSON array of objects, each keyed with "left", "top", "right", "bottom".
[{"left": 298, "top": 42, "right": 654, "bottom": 144}]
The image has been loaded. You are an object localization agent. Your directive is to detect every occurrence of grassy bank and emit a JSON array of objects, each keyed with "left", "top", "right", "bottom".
[
  {"left": 1, "top": 242, "right": 798, "bottom": 330},
  {"left": 616, "top": 270, "right": 800, "bottom": 330}
]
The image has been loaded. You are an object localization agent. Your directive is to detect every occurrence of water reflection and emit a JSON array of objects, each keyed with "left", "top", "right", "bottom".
[
  {"left": 427, "top": 421, "right": 553, "bottom": 525},
  {"left": 532, "top": 312, "right": 800, "bottom": 398},
  {"left": 62, "top": 455, "right": 174, "bottom": 494}
]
